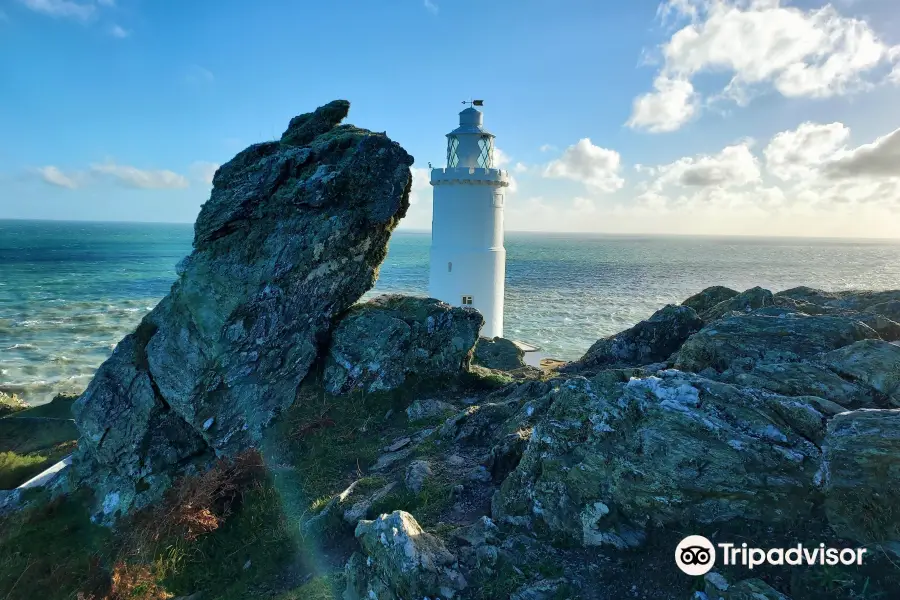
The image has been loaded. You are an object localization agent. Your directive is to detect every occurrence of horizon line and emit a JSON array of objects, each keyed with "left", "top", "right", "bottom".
[{"left": 1, "top": 217, "right": 899, "bottom": 243}]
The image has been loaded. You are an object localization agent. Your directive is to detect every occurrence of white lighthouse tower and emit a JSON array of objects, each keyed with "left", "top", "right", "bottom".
[{"left": 429, "top": 102, "right": 510, "bottom": 338}]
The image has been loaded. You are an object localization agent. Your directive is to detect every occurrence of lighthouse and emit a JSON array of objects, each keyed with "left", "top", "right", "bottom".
[{"left": 429, "top": 102, "right": 510, "bottom": 338}]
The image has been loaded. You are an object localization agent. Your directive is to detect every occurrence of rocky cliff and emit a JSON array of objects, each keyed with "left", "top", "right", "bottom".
[{"left": 70, "top": 100, "right": 415, "bottom": 518}]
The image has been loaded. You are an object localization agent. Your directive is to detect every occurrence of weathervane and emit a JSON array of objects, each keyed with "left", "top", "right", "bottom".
[{"left": 462, "top": 99, "right": 484, "bottom": 107}]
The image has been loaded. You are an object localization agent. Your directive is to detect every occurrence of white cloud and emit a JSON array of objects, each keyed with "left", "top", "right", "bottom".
[
  {"left": 493, "top": 147, "right": 511, "bottom": 167},
  {"left": 764, "top": 122, "right": 850, "bottom": 181},
  {"left": 513, "top": 162, "right": 528, "bottom": 174},
  {"left": 630, "top": 0, "right": 900, "bottom": 132},
  {"left": 655, "top": 142, "right": 761, "bottom": 189},
  {"left": 190, "top": 161, "right": 220, "bottom": 186},
  {"left": 543, "top": 138, "right": 625, "bottom": 192},
  {"left": 539, "top": 144, "right": 557, "bottom": 153},
  {"left": 627, "top": 76, "right": 698, "bottom": 132},
  {"left": 408, "top": 167, "right": 432, "bottom": 206},
  {"left": 35, "top": 166, "right": 81, "bottom": 189},
  {"left": 824, "top": 126, "right": 900, "bottom": 179},
  {"left": 635, "top": 120, "right": 900, "bottom": 226},
  {"left": 109, "top": 23, "right": 129, "bottom": 38},
  {"left": 18, "top": 0, "right": 96, "bottom": 20},
  {"left": 424, "top": 0, "right": 438, "bottom": 14},
  {"left": 90, "top": 162, "right": 190, "bottom": 189}
]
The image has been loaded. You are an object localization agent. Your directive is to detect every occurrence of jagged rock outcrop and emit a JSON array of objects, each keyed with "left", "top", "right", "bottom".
[
  {"left": 820, "top": 339, "right": 900, "bottom": 404},
  {"left": 681, "top": 286, "right": 739, "bottom": 315},
  {"left": 71, "top": 100, "right": 414, "bottom": 518},
  {"left": 474, "top": 337, "right": 526, "bottom": 371},
  {"left": 674, "top": 311, "right": 879, "bottom": 373},
  {"left": 699, "top": 286, "right": 774, "bottom": 322},
  {"left": 822, "top": 409, "right": 900, "bottom": 551},
  {"left": 493, "top": 371, "right": 822, "bottom": 548},
  {"left": 775, "top": 287, "right": 900, "bottom": 312},
  {"left": 322, "top": 295, "right": 483, "bottom": 394},
  {"left": 345, "top": 510, "right": 467, "bottom": 599},
  {"left": 724, "top": 361, "right": 884, "bottom": 410},
  {"left": 770, "top": 288, "right": 900, "bottom": 341},
  {"left": 562, "top": 304, "right": 702, "bottom": 372},
  {"left": 869, "top": 300, "right": 900, "bottom": 322}
]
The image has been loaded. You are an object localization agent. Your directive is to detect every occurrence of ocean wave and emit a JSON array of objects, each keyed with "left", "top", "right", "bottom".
[{"left": 5, "top": 343, "right": 40, "bottom": 351}]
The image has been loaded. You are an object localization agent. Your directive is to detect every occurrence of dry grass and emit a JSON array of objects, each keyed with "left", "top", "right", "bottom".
[
  {"left": 76, "top": 563, "right": 173, "bottom": 600},
  {"left": 123, "top": 450, "right": 266, "bottom": 552}
]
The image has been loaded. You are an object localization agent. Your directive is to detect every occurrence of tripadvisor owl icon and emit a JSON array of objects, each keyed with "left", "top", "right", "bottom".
[{"left": 675, "top": 535, "right": 716, "bottom": 576}]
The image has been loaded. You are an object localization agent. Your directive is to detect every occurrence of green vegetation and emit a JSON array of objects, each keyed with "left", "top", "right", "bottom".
[
  {"left": 274, "top": 574, "right": 344, "bottom": 600},
  {"left": 159, "top": 483, "right": 297, "bottom": 599},
  {"left": 0, "top": 394, "right": 80, "bottom": 489},
  {"left": 278, "top": 375, "right": 465, "bottom": 510},
  {"left": 0, "top": 454, "right": 303, "bottom": 600},
  {"left": 0, "top": 490, "right": 113, "bottom": 600},
  {"left": 0, "top": 450, "right": 57, "bottom": 489},
  {"left": 6, "top": 393, "right": 79, "bottom": 419},
  {"left": 0, "top": 375, "right": 483, "bottom": 599}
]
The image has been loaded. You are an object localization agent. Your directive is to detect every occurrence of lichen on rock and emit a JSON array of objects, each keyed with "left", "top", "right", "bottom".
[
  {"left": 323, "top": 294, "right": 483, "bottom": 395},
  {"left": 473, "top": 337, "right": 527, "bottom": 371},
  {"left": 493, "top": 371, "right": 822, "bottom": 548},
  {"left": 681, "top": 285, "right": 739, "bottom": 315},
  {"left": 822, "top": 408, "right": 900, "bottom": 550},
  {"left": 699, "top": 286, "right": 774, "bottom": 322},
  {"left": 674, "top": 311, "right": 879, "bottom": 373},
  {"left": 346, "top": 510, "right": 467, "bottom": 599}
]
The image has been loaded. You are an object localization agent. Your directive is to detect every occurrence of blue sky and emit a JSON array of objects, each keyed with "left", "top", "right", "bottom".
[{"left": 1, "top": 0, "right": 899, "bottom": 237}]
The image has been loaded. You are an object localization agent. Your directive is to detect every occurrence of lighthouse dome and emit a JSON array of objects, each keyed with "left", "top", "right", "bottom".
[{"left": 459, "top": 107, "right": 483, "bottom": 128}]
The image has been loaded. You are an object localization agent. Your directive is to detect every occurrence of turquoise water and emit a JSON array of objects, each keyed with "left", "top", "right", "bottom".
[{"left": 2, "top": 219, "right": 899, "bottom": 405}]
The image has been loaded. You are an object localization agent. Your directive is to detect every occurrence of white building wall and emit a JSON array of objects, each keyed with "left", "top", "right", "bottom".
[{"left": 429, "top": 169, "right": 507, "bottom": 338}]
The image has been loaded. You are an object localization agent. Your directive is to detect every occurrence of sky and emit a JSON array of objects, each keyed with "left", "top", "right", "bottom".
[{"left": 1, "top": 0, "right": 899, "bottom": 238}]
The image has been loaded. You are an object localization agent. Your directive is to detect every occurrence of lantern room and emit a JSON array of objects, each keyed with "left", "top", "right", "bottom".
[{"left": 446, "top": 106, "right": 495, "bottom": 169}]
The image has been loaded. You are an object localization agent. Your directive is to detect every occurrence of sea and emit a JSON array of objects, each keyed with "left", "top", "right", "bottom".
[{"left": 2, "top": 219, "right": 899, "bottom": 405}]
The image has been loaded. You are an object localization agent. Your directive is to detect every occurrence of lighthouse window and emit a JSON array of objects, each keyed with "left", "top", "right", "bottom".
[
  {"left": 448, "top": 262, "right": 452, "bottom": 272},
  {"left": 477, "top": 136, "right": 493, "bottom": 168},
  {"left": 461, "top": 295, "right": 474, "bottom": 305},
  {"left": 447, "top": 136, "right": 460, "bottom": 168}
]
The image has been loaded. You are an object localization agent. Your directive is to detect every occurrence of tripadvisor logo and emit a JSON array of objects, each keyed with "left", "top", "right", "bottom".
[
  {"left": 675, "top": 535, "right": 868, "bottom": 575},
  {"left": 675, "top": 535, "right": 716, "bottom": 576}
]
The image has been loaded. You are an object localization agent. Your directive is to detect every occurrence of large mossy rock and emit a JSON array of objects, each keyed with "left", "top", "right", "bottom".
[
  {"left": 493, "top": 371, "right": 821, "bottom": 549},
  {"left": 563, "top": 304, "right": 702, "bottom": 372},
  {"left": 820, "top": 339, "right": 900, "bottom": 404},
  {"left": 71, "top": 100, "right": 414, "bottom": 517},
  {"left": 345, "top": 510, "right": 467, "bottom": 599},
  {"left": 473, "top": 337, "right": 526, "bottom": 371},
  {"left": 869, "top": 300, "right": 900, "bottom": 322},
  {"left": 323, "top": 295, "right": 483, "bottom": 394},
  {"left": 699, "top": 286, "right": 774, "bottom": 322},
  {"left": 822, "top": 409, "right": 900, "bottom": 551},
  {"left": 775, "top": 287, "right": 900, "bottom": 312},
  {"left": 681, "top": 286, "right": 739, "bottom": 315},
  {"left": 674, "top": 312, "right": 878, "bottom": 373},
  {"left": 726, "top": 361, "right": 884, "bottom": 410}
]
